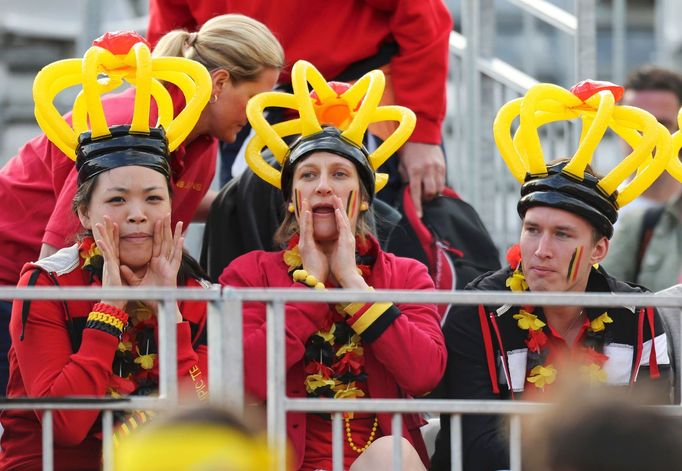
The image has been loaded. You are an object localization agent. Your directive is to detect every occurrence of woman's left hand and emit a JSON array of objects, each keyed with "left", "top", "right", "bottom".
[
  {"left": 329, "top": 196, "right": 367, "bottom": 289},
  {"left": 121, "top": 215, "right": 184, "bottom": 312}
]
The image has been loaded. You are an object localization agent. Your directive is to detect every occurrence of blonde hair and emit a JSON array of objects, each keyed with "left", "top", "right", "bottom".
[{"left": 153, "top": 14, "right": 284, "bottom": 83}]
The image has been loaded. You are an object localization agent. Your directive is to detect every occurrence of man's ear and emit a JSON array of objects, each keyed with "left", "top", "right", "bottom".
[
  {"left": 77, "top": 206, "right": 91, "bottom": 231},
  {"left": 591, "top": 236, "right": 609, "bottom": 264}
]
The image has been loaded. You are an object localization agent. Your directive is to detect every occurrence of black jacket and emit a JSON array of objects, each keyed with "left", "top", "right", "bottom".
[{"left": 430, "top": 266, "right": 672, "bottom": 471}]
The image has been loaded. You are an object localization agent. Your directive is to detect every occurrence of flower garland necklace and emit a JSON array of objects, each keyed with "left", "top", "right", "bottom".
[
  {"left": 78, "top": 237, "right": 161, "bottom": 396},
  {"left": 283, "top": 234, "right": 378, "bottom": 453},
  {"left": 504, "top": 245, "right": 613, "bottom": 390}
]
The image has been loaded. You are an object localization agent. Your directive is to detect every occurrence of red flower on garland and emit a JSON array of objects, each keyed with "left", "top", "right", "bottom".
[
  {"left": 526, "top": 329, "right": 548, "bottom": 353},
  {"left": 333, "top": 351, "right": 364, "bottom": 376},
  {"left": 305, "top": 361, "right": 335, "bottom": 378},
  {"left": 506, "top": 244, "right": 522, "bottom": 270}
]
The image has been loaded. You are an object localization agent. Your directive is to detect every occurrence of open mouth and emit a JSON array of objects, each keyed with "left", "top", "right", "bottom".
[{"left": 312, "top": 204, "right": 334, "bottom": 215}]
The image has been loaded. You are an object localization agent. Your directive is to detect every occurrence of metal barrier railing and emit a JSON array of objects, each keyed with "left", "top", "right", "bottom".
[{"left": 1, "top": 286, "right": 681, "bottom": 471}]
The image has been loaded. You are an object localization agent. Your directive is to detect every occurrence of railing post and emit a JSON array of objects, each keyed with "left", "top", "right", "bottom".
[
  {"left": 391, "top": 413, "right": 403, "bottom": 471},
  {"left": 450, "top": 414, "right": 463, "bottom": 471},
  {"left": 332, "top": 412, "right": 344, "bottom": 471},
  {"left": 509, "top": 414, "right": 523, "bottom": 471},
  {"left": 102, "top": 410, "right": 114, "bottom": 471},
  {"left": 462, "top": 0, "right": 481, "bottom": 211},
  {"left": 208, "top": 292, "right": 244, "bottom": 412},
  {"left": 267, "top": 300, "right": 287, "bottom": 470},
  {"left": 575, "top": 0, "right": 597, "bottom": 81},
  {"left": 158, "top": 297, "right": 178, "bottom": 404},
  {"left": 42, "top": 409, "right": 53, "bottom": 471}
]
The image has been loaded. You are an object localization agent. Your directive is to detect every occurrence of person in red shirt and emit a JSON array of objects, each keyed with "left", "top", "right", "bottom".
[
  {"left": 146, "top": 0, "right": 453, "bottom": 217},
  {"left": 0, "top": 14, "right": 284, "bottom": 392},
  {"left": 220, "top": 62, "right": 446, "bottom": 470}
]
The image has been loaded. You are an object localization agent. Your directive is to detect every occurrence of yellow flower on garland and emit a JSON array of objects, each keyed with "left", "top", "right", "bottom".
[
  {"left": 80, "top": 244, "right": 101, "bottom": 268},
  {"left": 590, "top": 312, "right": 613, "bottom": 332},
  {"left": 506, "top": 269, "right": 528, "bottom": 292},
  {"left": 134, "top": 353, "right": 157, "bottom": 370},
  {"left": 527, "top": 364, "right": 557, "bottom": 389},
  {"left": 283, "top": 245, "right": 301, "bottom": 270},
  {"left": 118, "top": 341, "right": 132, "bottom": 353},
  {"left": 513, "top": 309, "right": 546, "bottom": 331},
  {"left": 580, "top": 363, "right": 608, "bottom": 384},
  {"left": 332, "top": 381, "right": 366, "bottom": 399},
  {"left": 305, "top": 374, "right": 336, "bottom": 394},
  {"left": 317, "top": 324, "right": 336, "bottom": 343},
  {"left": 337, "top": 343, "right": 363, "bottom": 358}
]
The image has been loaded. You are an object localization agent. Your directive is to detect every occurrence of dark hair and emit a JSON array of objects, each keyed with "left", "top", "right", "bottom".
[
  {"left": 625, "top": 65, "right": 682, "bottom": 104},
  {"left": 536, "top": 401, "right": 682, "bottom": 471},
  {"left": 72, "top": 171, "right": 208, "bottom": 282}
]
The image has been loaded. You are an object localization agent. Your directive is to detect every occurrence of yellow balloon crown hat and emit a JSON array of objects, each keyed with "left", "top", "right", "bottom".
[
  {"left": 32, "top": 31, "right": 211, "bottom": 184},
  {"left": 667, "top": 106, "right": 682, "bottom": 184},
  {"left": 493, "top": 79, "right": 673, "bottom": 238},
  {"left": 245, "top": 60, "right": 416, "bottom": 200}
]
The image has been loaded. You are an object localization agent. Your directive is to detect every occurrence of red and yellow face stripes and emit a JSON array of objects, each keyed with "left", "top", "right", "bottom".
[
  {"left": 293, "top": 188, "right": 302, "bottom": 219},
  {"left": 566, "top": 245, "right": 584, "bottom": 282},
  {"left": 346, "top": 190, "right": 359, "bottom": 220}
]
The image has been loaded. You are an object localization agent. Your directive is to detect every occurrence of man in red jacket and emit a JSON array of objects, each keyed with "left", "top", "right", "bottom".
[{"left": 147, "top": 0, "right": 453, "bottom": 216}]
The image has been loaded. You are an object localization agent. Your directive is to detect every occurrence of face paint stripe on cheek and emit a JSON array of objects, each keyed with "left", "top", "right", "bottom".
[
  {"left": 294, "top": 188, "right": 301, "bottom": 219},
  {"left": 346, "top": 190, "right": 357, "bottom": 219},
  {"left": 566, "top": 246, "right": 584, "bottom": 282}
]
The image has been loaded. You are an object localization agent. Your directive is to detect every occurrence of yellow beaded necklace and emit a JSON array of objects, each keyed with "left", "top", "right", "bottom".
[{"left": 345, "top": 416, "right": 379, "bottom": 453}]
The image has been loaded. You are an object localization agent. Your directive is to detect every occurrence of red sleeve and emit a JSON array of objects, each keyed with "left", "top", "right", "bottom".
[
  {"left": 175, "top": 321, "right": 209, "bottom": 401},
  {"left": 218, "top": 252, "right": 329, "bottom": 401},
  {"left": 367, "top": 0, "right": 453, "bottom": 143},
  {"left": 347, "top": 258, "right": 446, "bottom": 396},
  {"left": 10, "top": 271, "right": 119, "bottom": 447},
  {"left": 172, "top": 279, "right": 209, "bottom": 400},
  {"left": 42, "top": 166, "right": 81, "bottom": 249},
  {"left": 147, "top": 0, "right": 198, "bottom": 46}
]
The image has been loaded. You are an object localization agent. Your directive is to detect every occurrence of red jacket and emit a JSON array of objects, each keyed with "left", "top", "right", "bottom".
[
  {"left": 219, "top": 236, "right": 446, "bottom": 468},
  {"left": 0, "top": 245, "right": 210, "bottom": 471},
  {"left": 147, "top": 0, "right": 453, "bottom": 144},
  {"left": 0, "top": 86, "right": 217, "bottom": 286}
]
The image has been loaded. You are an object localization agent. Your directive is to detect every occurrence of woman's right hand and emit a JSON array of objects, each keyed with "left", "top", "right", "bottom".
[
  {"left": 297, "top": 199, "right": 329, "bottom": 283},
  {"left": 93, "top": 216, "right": 127, "bottom": 311}
]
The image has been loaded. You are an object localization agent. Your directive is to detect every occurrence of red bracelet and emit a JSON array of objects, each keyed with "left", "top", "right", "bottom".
[{"left": 92, "top": 302, "right": 129, "bottom": 324}]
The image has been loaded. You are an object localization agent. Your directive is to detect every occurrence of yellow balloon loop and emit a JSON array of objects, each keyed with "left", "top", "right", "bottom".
[
  {"left": 494, "top": 80, "right": 673, "bottom": 209},
  {"left": 667, "top": 107, "right": 682, "bottom": 183},
  {"left": 564, "top": 90, "right": 615, "bottom": 179},
  {"left": 243, "top": 60, "right": 416, "bottom": 194},
  {"left": 130, "top": 43, "right": 152, "bottom": 134},
  {"left": 82, "top": 46, "right": 111, "bottom": 139},
  {"left": 33, "top": 31, "right": 213, "bottom": 161}
]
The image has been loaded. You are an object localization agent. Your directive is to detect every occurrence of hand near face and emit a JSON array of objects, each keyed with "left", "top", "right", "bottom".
[
  {"left": 94, "top": 216, "right": 126, "bottom": 310},
  {"left": 121, "top": 214, "right": 184, "bottom": 291},
  {"left": 298, "top": 199, "right": 329, "bottom": 283},
  {"left": 329, "top": 196, "right": 367, "bottom": 289}
]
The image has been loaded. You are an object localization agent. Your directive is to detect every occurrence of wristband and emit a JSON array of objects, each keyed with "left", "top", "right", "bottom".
[{"left": 86, "top": 303, "right": 129, "bottom": 338}]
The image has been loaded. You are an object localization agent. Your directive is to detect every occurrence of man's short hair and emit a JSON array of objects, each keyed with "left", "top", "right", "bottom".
[{"left": 625, "top": 65, "right": 682, "bottom": 105}]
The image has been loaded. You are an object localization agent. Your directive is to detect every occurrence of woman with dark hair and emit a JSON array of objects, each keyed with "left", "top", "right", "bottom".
[
  {"left": 219, "top": 61, "right": 446, "bottom": 471},
  {"left": 0, "top": 34, "right": 213, "bottom": 470},
  {"left": 0, "top": 14, "right": 284, "bottom": 392}
]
